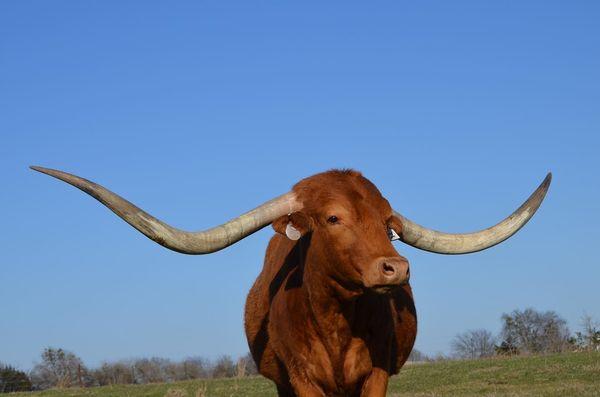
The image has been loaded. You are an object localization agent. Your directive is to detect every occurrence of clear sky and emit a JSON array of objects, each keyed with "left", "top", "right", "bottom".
[{"left": 1, "top": 1, "right": 599, "bottom": 369}]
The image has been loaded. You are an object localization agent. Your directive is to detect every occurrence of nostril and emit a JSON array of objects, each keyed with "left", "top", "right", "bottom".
[{"left": 382, "top": 262, "right": 396, "bottom": 276}]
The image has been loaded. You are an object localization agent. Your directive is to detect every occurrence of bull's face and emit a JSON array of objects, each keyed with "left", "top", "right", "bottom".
[{"left": 273, "top": 170, "right": 410, "bottom": 294}]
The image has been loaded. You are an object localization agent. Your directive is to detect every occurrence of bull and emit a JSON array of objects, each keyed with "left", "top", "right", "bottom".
[{"left": 31, "top": 166, "right": 550, "bottom": 396}]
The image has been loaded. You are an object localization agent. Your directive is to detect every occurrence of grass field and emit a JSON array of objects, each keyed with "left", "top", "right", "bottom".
[{"left": 14, "top": 351, "right": 600, "bottom": 396}]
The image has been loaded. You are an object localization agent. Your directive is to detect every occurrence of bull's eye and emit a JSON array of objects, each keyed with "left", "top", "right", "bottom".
[{"left": 327, "top": 215, "right": 339, "bottom": 224}]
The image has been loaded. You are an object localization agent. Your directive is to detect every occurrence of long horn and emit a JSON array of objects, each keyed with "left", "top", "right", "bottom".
[
  {"left": 30, "top": 166, "right": 300, "bottom": 254},
  {"left": 394, "top": 173, "right": 552, "bottom": 254}
]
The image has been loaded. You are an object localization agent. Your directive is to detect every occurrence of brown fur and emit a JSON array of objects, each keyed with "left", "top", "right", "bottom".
[{"left": 244, "top": 170, "right": 417, "bottom": 396}]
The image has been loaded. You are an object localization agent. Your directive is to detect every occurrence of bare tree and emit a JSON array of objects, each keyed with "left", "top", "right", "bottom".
[
  {"left": 236, "top": 357, "right": 246, "bottom": 378},
  {"left": 89, "top": 356, "right": 212, "bottom": 385},
  {"left": 575, "top": 314, "right": 600, "bottom": 351},
  {"left": 500, "top": 308, "right": 571, "bottom": 354},
  {"left": 182, "top": 357, "right": 210, "bottom": 379},
  {"left": 236, "top": 353, "right": 258, "bottom": 376},
  {"left": 407, "top": 348, "right": 428, "bottom": 362},
  {"left": 92, "top": 361, "right": 134, "bottom": 386},
  {"left": 211, "top": 355, "right": 235, "bottom": 378},
  {"left": 132, "top": 357, "right": 172, "bottom": 384},
  {"left": 30, "top": 347, "right": 91, "bottom": 389},
  {"left": 451, "top": 329, "right": 496, "bottom": 359}
]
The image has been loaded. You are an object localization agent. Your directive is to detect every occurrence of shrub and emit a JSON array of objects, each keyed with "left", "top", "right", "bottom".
[{"left": 0, "top": 364, "right": 32, "bottom": 393}]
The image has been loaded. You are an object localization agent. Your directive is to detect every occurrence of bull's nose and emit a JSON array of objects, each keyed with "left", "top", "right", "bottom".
[{"left": 377, "top": 257, "right": 410, "bottom": 284}]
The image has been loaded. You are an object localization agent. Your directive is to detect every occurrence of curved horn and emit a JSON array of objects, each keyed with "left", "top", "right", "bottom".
[
  {"left": 30, "top": 166, "right": 300, "bottom": 254},
  {"left": 394, "top": 173, "right": 552, "bottom": 254}
]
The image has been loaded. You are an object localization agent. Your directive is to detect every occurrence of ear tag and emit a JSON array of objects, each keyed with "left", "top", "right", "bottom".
[
  {"left": 388, "top": 228, "right": 400, "bottom": 241},
  {"left": 285, "top": 223, "right": 302, "bottom": 240}
]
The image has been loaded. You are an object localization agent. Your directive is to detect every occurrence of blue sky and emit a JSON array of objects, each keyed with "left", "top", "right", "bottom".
[{"left": 1, "top": 1, "right": 599, "bottom": 369}]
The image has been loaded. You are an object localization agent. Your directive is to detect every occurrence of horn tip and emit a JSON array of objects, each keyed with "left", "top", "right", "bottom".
[
  {"left": 30, "top": 165, "right": 48, "bottom": 173},
  {"left": 30, "top": 166, "right": 62, "bottom": 179},
  {"left": 543, "top": 172, "right": 552, "bottom": 188}
]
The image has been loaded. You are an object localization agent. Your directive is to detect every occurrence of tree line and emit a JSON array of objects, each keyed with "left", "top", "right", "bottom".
[
  {"left": 0, "top": 350, "right": 257, "bottom": 393},
  {"left": 408, "top": 309, "right": 599, "bottom": 362},
  {"left": 2, "top": 308, "right": 598, "bottom": 392}
]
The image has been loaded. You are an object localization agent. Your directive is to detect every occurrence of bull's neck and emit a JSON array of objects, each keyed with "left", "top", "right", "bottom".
[{"left": 303, "top": 260, "right": 361, "bottom": 362}]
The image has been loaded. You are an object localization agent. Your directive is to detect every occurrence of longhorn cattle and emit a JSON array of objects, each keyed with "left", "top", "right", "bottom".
[{"left": 31, "top": 166, "right": 551, "bottom": 396}]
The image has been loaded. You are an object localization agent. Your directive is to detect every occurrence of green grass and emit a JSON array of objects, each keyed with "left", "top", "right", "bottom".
[
  {"left": 13, "top": 351, "right": 600, "bottom": 396},
  {"left": 388, "top": 351, "right": 600, "bottom": 396}
]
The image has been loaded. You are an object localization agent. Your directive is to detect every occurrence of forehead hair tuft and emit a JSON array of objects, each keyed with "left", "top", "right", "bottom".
[
  {"left": 291, "top": 169, "right": 388, "bottom": 213},
  {"left": 327, "top": 168, "right": 362, "bottom": 177}
]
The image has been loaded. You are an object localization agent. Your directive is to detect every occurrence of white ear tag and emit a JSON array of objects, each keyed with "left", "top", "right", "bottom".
[
  {"left": 388, "top": 228, "right": 400, "bottom": 241},
  {"left": 285, "top": 223, "right": 302, "bottom": 240}
]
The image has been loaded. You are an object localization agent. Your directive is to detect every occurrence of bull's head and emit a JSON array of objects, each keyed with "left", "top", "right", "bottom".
[
  {"left": 30, "top": 166, "right": 551, "bottom": 293},
  {"left": 272, "top": 170, "right": 410, "bottom": 293}
]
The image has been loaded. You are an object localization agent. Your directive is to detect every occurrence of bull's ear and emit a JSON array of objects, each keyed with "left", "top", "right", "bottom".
[
  {"left": 272, "top": 212, "right": 312, "bottom": 240},
  {"left": 388, "top": 214, "right": 403, "bottom": 241}
]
